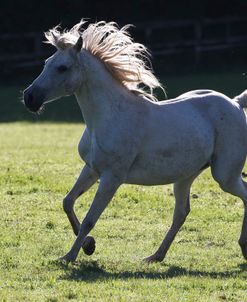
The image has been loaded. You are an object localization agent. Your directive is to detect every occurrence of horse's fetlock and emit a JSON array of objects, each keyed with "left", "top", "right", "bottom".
[{"left": 82, "top": 220, "right": 95, "bottom": 234}]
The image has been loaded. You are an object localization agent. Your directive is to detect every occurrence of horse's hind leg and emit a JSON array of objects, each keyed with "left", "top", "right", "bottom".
[
  {"left": 220, "top": 177, "right": 247, "bottom": 260},
  {"left": 239, "top": 194, "right": 247, "bottom": 260},
  {"left": 144, "top": 172, "right": 201, "bottom": 263},
  {"left": 211, "top": 160, "right": 247, "bottom": 260}
]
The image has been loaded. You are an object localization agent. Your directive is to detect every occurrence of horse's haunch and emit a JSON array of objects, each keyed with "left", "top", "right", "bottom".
[{"left": 82, "top": 236, "right": 96, "bottom": 255}]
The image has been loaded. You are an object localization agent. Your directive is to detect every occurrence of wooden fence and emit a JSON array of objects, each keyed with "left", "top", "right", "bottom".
[
  {"left": 135, "top": 17, "right": 247, "bottom": 63},
  {"left": 1, "top": 17, "right": 247, "bottom": 71}
]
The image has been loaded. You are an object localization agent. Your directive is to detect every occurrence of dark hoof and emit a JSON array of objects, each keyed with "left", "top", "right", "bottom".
[
  {"left": 82, "top": 236, "right": 96, "bottom": 256},
  {"left": 57, "top": 252, "right": 76, "bottom": 263}
]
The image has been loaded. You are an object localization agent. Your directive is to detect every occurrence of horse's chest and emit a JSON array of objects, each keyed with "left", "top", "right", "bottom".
[
  {"left": 78, "top": 132, "right": 135, "bottom": 176},
  {"left": 78, "top": 134, "right": 99, "bottom": 169}
]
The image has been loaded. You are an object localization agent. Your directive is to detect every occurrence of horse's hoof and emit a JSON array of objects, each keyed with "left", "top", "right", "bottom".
[
  {"left": 143, "top": 253, "right": 163, "bottom": 263},
  {"left": 57, "top": 254, "right": 75, "bottom": 263},
  {"left": 82, "top": 236, "right": 96, "bottom": 256}
]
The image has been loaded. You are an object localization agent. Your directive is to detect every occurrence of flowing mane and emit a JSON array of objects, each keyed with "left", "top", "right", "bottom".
[{"left": 45, "top": 20, "right": 164, "bottom": 101}]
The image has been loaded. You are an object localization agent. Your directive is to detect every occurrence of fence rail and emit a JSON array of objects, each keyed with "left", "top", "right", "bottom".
[
  {"left": 1, "top": 17, "right": 247, "bottom": 71},
  {"left": 135, "top": 17, "right": 247, "bottom": 63}
]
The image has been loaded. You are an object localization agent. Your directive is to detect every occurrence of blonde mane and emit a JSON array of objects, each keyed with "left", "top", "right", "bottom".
[{"left": 45, "top": 20, "right": 164, "bottom": 101}]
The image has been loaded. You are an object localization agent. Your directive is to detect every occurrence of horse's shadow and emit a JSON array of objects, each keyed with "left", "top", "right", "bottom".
[{"left": 53, "top": 260, "right": 247, "bottom": 282}]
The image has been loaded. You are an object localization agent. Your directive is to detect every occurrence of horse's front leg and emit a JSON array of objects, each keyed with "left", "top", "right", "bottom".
[
  {"left": 63, "top": 164, "right": 98, "bottom": 235},
  {"left": 63, "top": 165, "right": 98, "bottom": 256},
  {"left": 59, "top": 172, "right": 121, "bottom": 262}
]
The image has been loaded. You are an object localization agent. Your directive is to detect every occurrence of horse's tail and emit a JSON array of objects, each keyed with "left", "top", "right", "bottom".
[{"left": 235, "top": 90, "right": 247, "bottom": 108}]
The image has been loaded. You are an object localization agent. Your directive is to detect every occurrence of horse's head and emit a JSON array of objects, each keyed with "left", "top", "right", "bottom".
[{"left": 23, "top": 37, "right": 83, "bottom": 113}]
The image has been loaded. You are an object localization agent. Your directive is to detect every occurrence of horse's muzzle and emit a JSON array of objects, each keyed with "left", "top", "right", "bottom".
[{"left": 23, "top": 85, "right": 45, "bottom": 113}]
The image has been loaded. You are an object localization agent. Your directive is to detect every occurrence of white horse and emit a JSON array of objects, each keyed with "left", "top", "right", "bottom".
[{"left": 23, "top": 20, "right": 247, "bottom": 264}]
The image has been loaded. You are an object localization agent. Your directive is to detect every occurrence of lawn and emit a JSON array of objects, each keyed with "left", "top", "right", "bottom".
[{"left": 0, "top": 122, "right": 246, "bottom": 302}]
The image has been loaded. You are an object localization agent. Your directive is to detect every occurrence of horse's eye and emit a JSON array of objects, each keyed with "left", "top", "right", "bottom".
[{"left": 57, "top": 65, "right": 68, "bottom": 73}]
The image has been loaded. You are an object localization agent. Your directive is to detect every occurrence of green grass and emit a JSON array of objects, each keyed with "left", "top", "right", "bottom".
[{"left": 0, "top": 122, "right": 246, "bottom": 302}]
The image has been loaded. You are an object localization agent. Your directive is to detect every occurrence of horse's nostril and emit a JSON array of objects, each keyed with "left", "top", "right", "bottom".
[{"left": 23, "top": 85, "right": 45, "bottom": 112}]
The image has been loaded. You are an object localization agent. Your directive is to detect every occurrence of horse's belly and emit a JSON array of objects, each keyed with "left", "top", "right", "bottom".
[
  {"left": 126, "top": 154, "right": 207, "bottom": 185},
  {"left": 126, "top": 133, "right": 214, "bottom": 185}
]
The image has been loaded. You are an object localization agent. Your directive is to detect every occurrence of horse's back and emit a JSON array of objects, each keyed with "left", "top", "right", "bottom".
[
  {"left": 159, "top": 89, "right": 245, "bottom": 130},
  {"left": 159, "top": 89, "right": 247, "bottom": 154}
]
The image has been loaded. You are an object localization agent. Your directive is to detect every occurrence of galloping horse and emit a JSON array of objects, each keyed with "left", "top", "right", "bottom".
[{"left": 23, "top": 20, "right": 247, "bottom": 263}]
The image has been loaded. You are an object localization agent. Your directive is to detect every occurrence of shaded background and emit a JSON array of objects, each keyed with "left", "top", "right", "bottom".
[
  {"left": 2, "top": 0, "right": 247, "bottom": 32},
  {"left": 1, "top": 0, "right": 247, "bottom": 122}
]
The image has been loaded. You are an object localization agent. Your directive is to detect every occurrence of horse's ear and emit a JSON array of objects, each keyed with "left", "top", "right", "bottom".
[{"left": 74, "top": 36, "right": 83, "bottom": 52}]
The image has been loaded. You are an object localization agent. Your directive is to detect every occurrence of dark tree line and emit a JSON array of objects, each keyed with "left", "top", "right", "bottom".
[{"left": 1, "top": 0, "right": 247, "bottom": 34}]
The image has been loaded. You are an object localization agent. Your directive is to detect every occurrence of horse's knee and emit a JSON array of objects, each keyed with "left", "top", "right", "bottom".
[{"left": 63, "top": 196, "right": 74, "bottom": 214}]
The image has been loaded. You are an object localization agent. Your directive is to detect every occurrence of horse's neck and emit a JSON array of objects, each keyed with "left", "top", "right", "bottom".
[{"left": 75, "top": 51, "right": 135, "bottom": 131}]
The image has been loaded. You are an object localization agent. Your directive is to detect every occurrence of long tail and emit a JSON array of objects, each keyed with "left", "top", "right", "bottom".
[{"left": 235, "top": 90, "right": 247, "bottom": 108}]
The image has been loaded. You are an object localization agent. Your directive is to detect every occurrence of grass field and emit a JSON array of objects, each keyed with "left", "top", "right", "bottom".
[{"left": 0, "top": 122, "right": 246, "bottom": 302}]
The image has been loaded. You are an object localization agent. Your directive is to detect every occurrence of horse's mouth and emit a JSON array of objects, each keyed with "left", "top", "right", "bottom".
[
  {"left": 26, "top": 102, "right": 44, "bottom": 114},
  {"left": 22, "top": 99, "right": 45, "bottom": 114}
]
